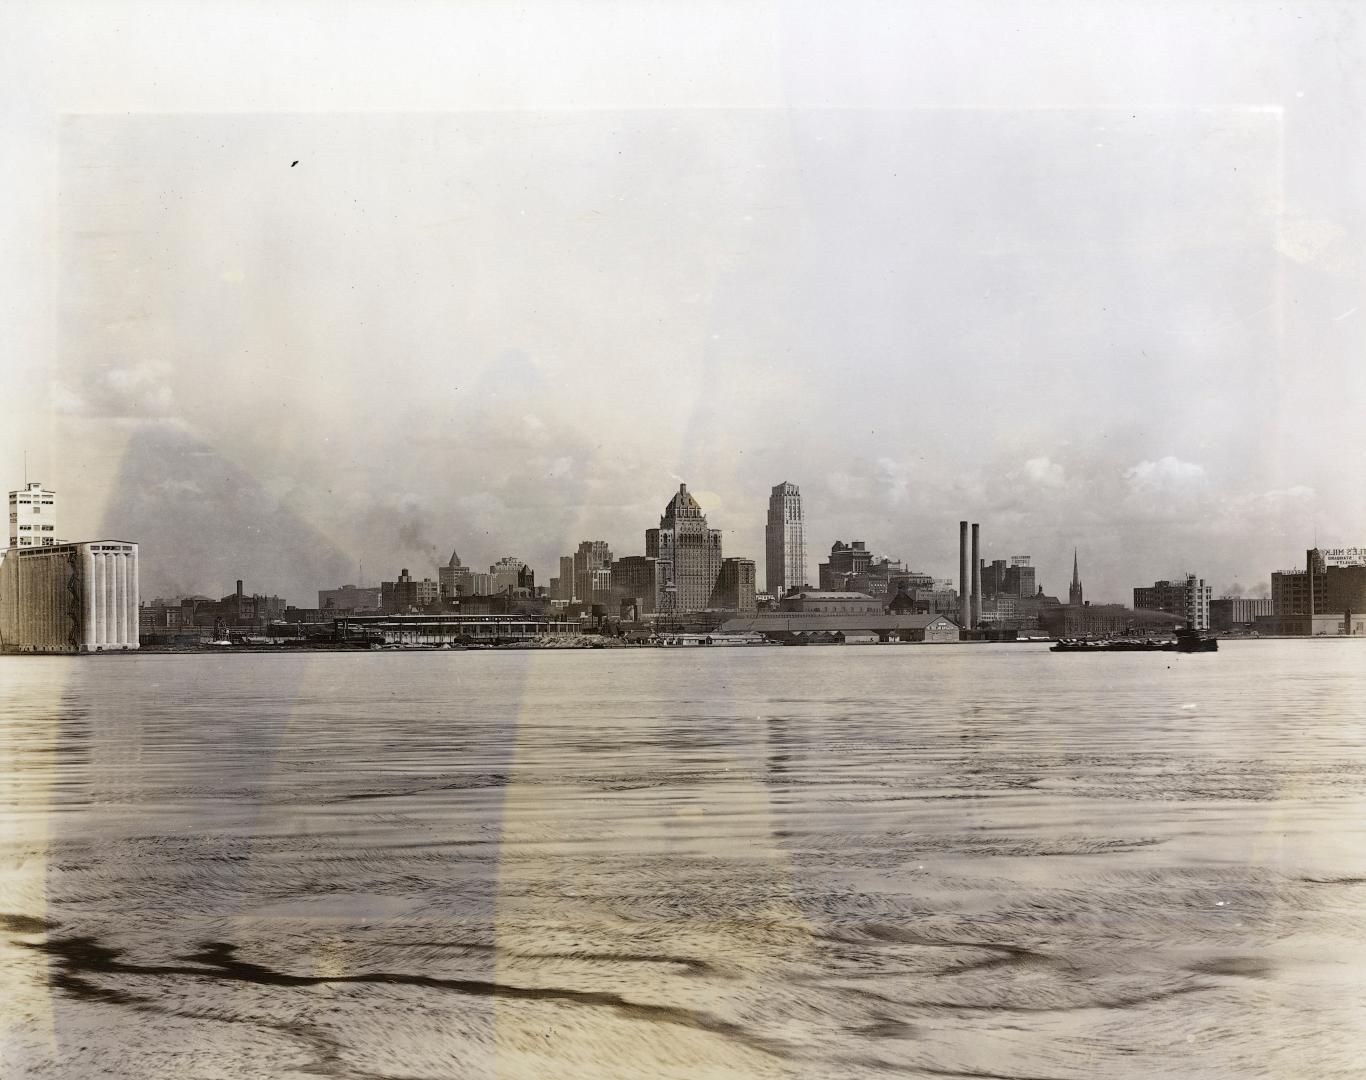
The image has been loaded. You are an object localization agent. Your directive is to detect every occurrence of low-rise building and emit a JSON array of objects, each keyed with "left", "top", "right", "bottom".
[
  {"left": 719, "top": 612, "right": 960, "bottom": 643},
  {"left": 778, "top": 590, "right": 883, "bottom": 614},
  {"left": 1210, "top": 596, "right": 1274, "bottom": 632},
  {"left": 318, "top": 584, "right": 383, "bottom": 612},
  {"left": 1254, "top": 612, "right": 1366, "bottom": 636}
]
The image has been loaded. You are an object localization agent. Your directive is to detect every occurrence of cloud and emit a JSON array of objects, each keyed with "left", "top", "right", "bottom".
[
  {"left": 59, "top": 360, "right": 177, "bottom": 419},
  {"left": 1023, "top": 456, "right": 1065, "bottom": 488},
  {"left": 1124, "top": 456, "right": 1206, "bottom": 492}
]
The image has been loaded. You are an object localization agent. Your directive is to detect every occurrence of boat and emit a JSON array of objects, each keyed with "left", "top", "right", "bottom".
[
  {"left": 1173, "top": 627, "right": 1218, "bottom": 652},
  {"left": 1051, "top": 638, "right": 1168, "bottom": 652},
  {"left": 1051, "top": 627, "right": 1217, "bottom": 653}
]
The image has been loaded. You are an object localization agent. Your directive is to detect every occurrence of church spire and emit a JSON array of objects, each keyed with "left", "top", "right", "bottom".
[{"left": 1069, "top": 548, "right": 1084, "bottom": 606}]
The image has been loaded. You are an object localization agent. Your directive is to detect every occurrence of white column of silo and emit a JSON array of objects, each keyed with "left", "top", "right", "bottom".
[
  {"left": 34, "top": 557, "right": 45, "bottom": 650},
  {"left": 117, "top": 552, "right": 129, "bottom": 645},
  {"left": 109, "top": 552, "right": 119, "bottom": 645},
  {"left": 108, "top": 552, "right": 117, "bottom": 646},
  {"left": 106, "top": 552, "right": 116, "bottom": 647},
  {"left": 83, "top": 546, "right": 96, "bottom": 650},
  {"left": 96, "top": 552, "right": 107, "bottom": 646},
  {"left": 129, "top": 547, "right": 140, "bottom": 647}
]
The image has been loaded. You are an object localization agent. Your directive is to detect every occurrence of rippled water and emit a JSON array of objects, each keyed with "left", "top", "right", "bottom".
[{"left": 2, "top": 642, "right": 1366, "bottom": 1078}]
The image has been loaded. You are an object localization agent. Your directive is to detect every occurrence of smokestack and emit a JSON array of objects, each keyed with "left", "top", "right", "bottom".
[
  {"left": 958, "top": 521, "right": 969, "bottom": 628},
  {"left": 971, "top": 523, "right": 981, "bottom": 630},
  {"left": 236, "top": 579, "right": 243, "bottom": 599}
]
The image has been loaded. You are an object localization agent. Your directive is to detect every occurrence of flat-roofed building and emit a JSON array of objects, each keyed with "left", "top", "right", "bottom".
[
  {"left": 1210, "top": 596, "right": 1273, "bottom": 631},
  {"left": 720, "top": 612, "right": 960, "bottom": 643},
  {"left": 778, "top": 590, "right": 883, "bottom": 614},
  {"left": 711, "top": 557, "right": 757, "bottom": 614},
  {"left": 0, "top": 540, "right": 140, "bottom": 652},
  {"left": 382, "top": 568, "right": 440, "bottom": 613},
  {"left": 572, "top": 541, "right": 613, "bottom": 604},
  {"left": 8, "top": 481, "right": 58, "bottom": 548},
  {"left": 611, "top": 555, "right": 665, "bottom": 617},
  {"left": 318, "top": 584, "right": 383, "bottom": 611}
]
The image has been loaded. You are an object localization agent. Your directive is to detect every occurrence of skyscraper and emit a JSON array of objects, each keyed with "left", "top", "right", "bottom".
[
  {"left": 1069, "top": 549, "right": 1084, "bottom": 606},
  {"left": 764, "top": 481, "right": 806, "bottom": 597},
  {"left": 646, "top": 483, "right": 723, "bottom": 614}
]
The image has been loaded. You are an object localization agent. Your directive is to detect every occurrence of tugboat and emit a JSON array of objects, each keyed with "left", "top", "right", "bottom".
[{"left": 1172, "top": 625, "right": 1218, "bottom": 652}]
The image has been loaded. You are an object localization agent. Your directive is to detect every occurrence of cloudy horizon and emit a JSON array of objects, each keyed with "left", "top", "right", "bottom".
[{"left": 4, "top": 3, "right": 1363, "bottom": 606}]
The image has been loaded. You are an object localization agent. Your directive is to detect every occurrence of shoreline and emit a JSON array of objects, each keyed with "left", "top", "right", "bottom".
[{"left": 4, "top": 634, "right": 1360, "bottom": 657}]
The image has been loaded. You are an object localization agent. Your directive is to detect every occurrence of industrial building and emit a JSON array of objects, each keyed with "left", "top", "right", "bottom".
[
  {"left": 1210, "top": 596, "right": 1273, "bottom": 632},
  {"left": 0, "top": 540, "right": 140, "bottom": 652}
]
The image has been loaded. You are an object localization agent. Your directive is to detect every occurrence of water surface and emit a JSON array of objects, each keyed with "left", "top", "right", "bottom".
[{"left": 2, "top": 642, "right": 1365, "bottom": 1078}]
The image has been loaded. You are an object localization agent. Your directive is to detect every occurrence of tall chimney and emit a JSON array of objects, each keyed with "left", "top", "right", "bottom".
[
  {"left": 236, "top": 579, "right": 243, "bottom": 599},
  {"left": 970, "top": 523, "right": 981, "bottom": 630},
  {"left": 958, "top": 521, "right": 969, "bottom": 628}
]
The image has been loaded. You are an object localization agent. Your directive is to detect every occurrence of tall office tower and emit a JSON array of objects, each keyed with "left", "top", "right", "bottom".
[
  {"left": 1069, "top": 549, "right": 1084, "bottom": 606},
  {"left": 764, "top": 481, "right": 806, "bottom": 597},
  {"left": 8, "top": 481, "right": 58, "bottom": 548},
  {"left": 646, "top": 483, "right": 723, "bottom": 614},
  {"left": 556, "top": 555, "right": 577, "bottom": 601},
  {"left": 438, "top": 549, "right": 471, "bottom": 600},
  {"left": 572, "top": 540, "right": 613, "bottom": 603}
]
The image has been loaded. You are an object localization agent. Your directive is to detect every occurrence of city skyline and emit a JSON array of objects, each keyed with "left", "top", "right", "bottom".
[
  {"left": 2, "top": 464, "right": 1311, "bottom": 608},
  {"left": 4, "top": 6, "right": 1362, "bottom": 610}
]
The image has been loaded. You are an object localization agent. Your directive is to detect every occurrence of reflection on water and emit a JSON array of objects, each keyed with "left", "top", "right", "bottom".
[{"left": 2, "top": 643, "right": 1366, "bottom": 1078}]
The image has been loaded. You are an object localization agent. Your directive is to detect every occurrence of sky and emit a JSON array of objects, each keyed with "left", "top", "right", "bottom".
[{"left": 3, "top": 2, "right": 1364, "bottom": 604}]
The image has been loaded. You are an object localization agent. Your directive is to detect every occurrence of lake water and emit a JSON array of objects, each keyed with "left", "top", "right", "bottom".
[{"left": 2, "top": 641, "right": 1365, "bottom": 1079}]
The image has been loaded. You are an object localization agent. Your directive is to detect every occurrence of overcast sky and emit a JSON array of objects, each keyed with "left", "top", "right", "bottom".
[{"left": 3, "top": 2, "right": 1363, "bottom": 603}]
